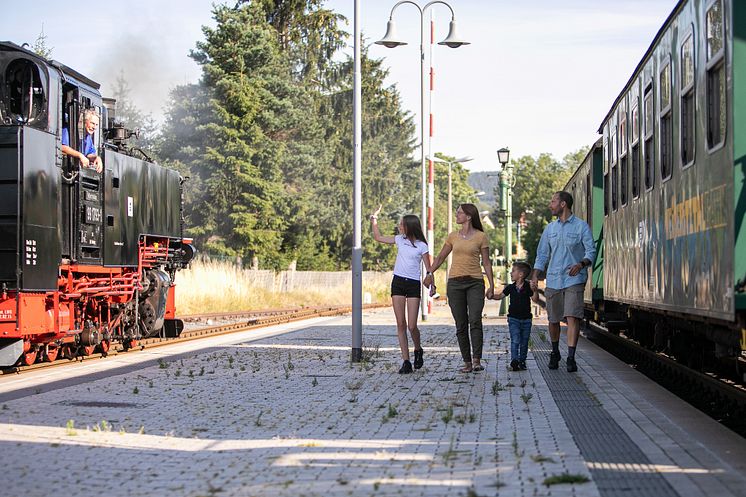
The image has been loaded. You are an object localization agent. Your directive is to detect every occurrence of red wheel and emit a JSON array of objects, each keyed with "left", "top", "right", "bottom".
[
  {"left": 99, "top": 340, "right": 110, "bottom": 356},
  {"left": 21, "top": 350, "right": 37, "bottom": 366},
  {"left": 123, "top": 339, "right": 138, "bottom": 351},
  {"left": 82, "top": 345, "right": 96, "bottom": 356},
  {"left": 44, "top": 346, "right": 59, "bottom": 363},
  {"left": 62, "top": 346, "right": 75, "bottom": 360}
]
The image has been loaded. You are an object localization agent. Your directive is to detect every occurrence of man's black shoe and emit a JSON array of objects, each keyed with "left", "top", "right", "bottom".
[
  {"left": 548, "top": 352, "right": 561, "bottom": 370},
  {"left": 518, "top": 361, "right": 527, "bottom": 370},
  {"left": 510, "top": 359, "right": 520, "bottom": 371},
  {"left": 413, "top": 348, "right": 424, "bottom": 369},
  {"left": 566, "top": 357, "right": 578, "bottom": 372},
  {"left": 399, "top": 360, "right": 413, "bottom": 374}
]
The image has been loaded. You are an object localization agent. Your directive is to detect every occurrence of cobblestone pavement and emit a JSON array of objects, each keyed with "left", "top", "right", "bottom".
[{"left": 0, "top": 303, "right": 743, "bottom": 497}]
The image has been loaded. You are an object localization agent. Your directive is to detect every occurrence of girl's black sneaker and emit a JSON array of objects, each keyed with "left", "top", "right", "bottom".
[
  {"left": 413, "top": 348, "right": 424, "bottom": 369},
  {"left": 399, "top": 360, "right": 413, "bottom": 374}
]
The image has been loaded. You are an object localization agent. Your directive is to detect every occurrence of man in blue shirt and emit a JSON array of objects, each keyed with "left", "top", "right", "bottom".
[
  {"left": 61, "top": 108, "right": 102, "bottom": 173},
  {"left": 530, "top": 191, "right": 595, "bottom": 372}
]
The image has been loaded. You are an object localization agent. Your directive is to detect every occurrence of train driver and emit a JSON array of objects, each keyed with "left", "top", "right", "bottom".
[{"left": 61, "top": 108, "right": 103, "bottom": 173}]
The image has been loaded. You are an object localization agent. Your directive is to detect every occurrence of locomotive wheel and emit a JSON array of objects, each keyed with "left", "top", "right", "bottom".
[
  {"left": 99, "top": 339, "right": 111, "bottom": 356},
  {"left": 123, "top": 339, "right": 138, "bottom": 351},
  {"left": 81, "top": 345, "right": 96, "bottom": 356},
  {"left": 21, "top": 350, "right": 37, "bottom": 366},
  {"left": 62, "top": 345, "right": 76, "bottom": 360},
  {"left": 43, "top": 346, "right": 59, "bottom": 363}
]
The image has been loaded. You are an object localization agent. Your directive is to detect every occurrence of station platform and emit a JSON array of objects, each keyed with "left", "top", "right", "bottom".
[{"left": 0, "top": 303, "right": 744, "bottom": 497}]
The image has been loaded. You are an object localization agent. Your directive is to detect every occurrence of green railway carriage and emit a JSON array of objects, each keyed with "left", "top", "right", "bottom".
[
  {"left": 563, "top": 140, "right": 604, "bottom": 307},
  {"left": 560, "top": 0, "right": 745, "bottom": 372}
]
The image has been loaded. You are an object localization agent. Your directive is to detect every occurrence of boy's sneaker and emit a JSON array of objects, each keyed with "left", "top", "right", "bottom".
[
  {"left": 518, "top": 361, "right": 527, "bottom": 370},
  {"left": 510, "top": 359, "right": 520, "bottom": 371},
  {"left": 399, "top": 360, "right": 413, "bottom": 374},
  {"left": 548, "top": 352, "right": 561, "bottom": 370},
  {"left": 566, "top": 357, "right": 578, "bottom": 372},
  {"left": 413, "top": 348, "right": 424, "bottom": 369}
]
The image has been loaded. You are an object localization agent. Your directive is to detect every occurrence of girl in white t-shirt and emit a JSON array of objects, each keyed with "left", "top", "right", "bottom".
[{"left": 371, "top": 206, "right": 434, "bottom": 374}]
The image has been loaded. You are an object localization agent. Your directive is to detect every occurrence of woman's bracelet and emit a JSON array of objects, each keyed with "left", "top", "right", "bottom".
[{"left": 370, "top": 215, "right": 377, "bottom": 221}]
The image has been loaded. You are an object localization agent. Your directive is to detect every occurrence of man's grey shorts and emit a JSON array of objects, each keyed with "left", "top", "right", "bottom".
[{"left": 545, "top": 284, "right": 585, "bottom": 323}]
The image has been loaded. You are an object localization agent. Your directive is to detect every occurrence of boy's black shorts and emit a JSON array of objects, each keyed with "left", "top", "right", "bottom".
[{"left": 391, "top": 275, "right": 421, "bottom": 298}]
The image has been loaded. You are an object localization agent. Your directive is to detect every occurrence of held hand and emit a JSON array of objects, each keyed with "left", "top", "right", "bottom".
[
  {"left": 568, "top": 263, "right": 583, "bottom": 277},
  {"left": 529, "top": 279, "right": 538, "bottom": 291},
  {"left": 429, "top": 284, "right": 437, "bottom": 297},
  {"left": 485, "top": 287, "right": 494, "bottom": 300},
  {"left": 423, "top": 274, "right": 433, "bottom": 288}
]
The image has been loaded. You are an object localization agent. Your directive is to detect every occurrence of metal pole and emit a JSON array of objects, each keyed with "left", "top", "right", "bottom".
[
  {"left": 426, "top": 11, "right": 436, "bottom": 317},
  {"left": 351, "top": 0, "right": 363, "bottom": 362},
  {"left": 446, "top": 161, "right": 452, "bottom": 281},
  {"left": 419, "top": 13, "right": 429, "bottom": 321}
]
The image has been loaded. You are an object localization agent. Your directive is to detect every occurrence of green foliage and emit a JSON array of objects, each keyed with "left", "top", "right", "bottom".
[
  {"left": 507, "top": 147, "right": 587, "bottom": 264},
  {"left": 31, "top": 25, "right": 53, "bottom": 59}
]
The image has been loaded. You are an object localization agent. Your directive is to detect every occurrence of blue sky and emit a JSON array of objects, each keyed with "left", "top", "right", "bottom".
[{"left": 1, "top": 0, "right": 677, "bottom": 171}]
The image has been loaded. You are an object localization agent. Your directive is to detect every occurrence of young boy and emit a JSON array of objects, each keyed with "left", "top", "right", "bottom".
[{"left": 492, "top": 262, "right": 540, "bottom": 371}]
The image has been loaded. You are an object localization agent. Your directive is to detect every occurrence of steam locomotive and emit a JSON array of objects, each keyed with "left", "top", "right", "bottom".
[
  {"left": 0, "top": 41, "right": 195, "bottom": 367},
  {"left": 565, "top": 0, "right": 745, "bottom": 378}
]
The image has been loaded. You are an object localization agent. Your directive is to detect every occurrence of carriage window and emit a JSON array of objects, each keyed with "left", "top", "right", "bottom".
[
  {"left": 681, "top": 33, "right": 695, "bottom": 167},
  {"left": 659, "top": 62, "right": 673, "bottom": 181},
  {"left": 631, "top": 101, "right": 640, "bottom": 198},
  {"left": 644, "top": 85, "right": 654, "bottom": 190},
  {"left": 4, "top": 58, "right": 47, "bottom": 126},
  {"left": 706, "top": 0, "right": 725, "bottom": 149},
  {"left": 604, "top": 173, "right": 609, "bottom": 216}
]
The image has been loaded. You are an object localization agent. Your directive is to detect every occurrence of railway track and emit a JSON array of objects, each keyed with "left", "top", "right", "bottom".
[
  {"left": 2, "top": 304, "right": 384, "bottom": 376},
  {"left": 584, "top": 321, "right": 746, "bottom": 438}
]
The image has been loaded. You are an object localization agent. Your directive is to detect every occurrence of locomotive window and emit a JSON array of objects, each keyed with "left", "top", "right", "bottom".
[
  {"left": 643, "top": 85, "right": 654, "bottom": 191},
  {"left": 706, "top": 0, "right": 726, "bottom": 150},
  {"left": 681, "top": 33, "right": 695, "bottom": 168},
  {"left": 659, "top": 62, "right": 672, "bottom": 181},
  {"left": 4, "top": 58, "right": 46, "bottom": 125}
]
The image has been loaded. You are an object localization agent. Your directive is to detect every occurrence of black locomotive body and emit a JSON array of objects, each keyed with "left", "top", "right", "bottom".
[{"left": 0, "top": 41, "right": 194, "bottom": 366}]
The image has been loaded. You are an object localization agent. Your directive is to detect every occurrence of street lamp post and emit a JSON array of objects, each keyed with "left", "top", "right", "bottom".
[
  {"left": 377, "top": 1, "right": 469, "bottom": 320},
  {"left": 496, "top": 147, "right": 511, "bottom": 316},
  {"left": 429, "top": 155, "right": 473, "bottom": 285}
]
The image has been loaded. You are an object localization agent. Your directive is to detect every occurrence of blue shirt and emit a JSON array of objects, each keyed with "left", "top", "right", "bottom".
[
  {"left": 61, "top": 128, "right": 96, "bottom": 156},
  {"left": 534, "top": 214, "right": 596, "bottom": 290}
]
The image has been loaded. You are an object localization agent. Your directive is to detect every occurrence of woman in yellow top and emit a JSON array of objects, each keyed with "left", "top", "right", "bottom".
[{"left": 424, "top": 203, "right": 495, "bottom": 372}]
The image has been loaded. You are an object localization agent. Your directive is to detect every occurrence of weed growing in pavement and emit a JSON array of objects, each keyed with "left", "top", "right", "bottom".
[
  {"left": 441, "top": 405, "right": 454, "bottom": 425},
  {"left": 92, "top": 420, "right": 111, "bottom": 432},
  {"left": 148, "top": 380, "right": 153, "bottom": 388},
  {"left": 286, "top": 353, "right": 294, "bottom": 371},
  {"left": 158, "top": 358, "right": 168, "bottom": 369},
  {"left": 387, "top": 404, "right": 398, "bottom": 418},
  {"left": 492, "top": 381, "right": 504, "bottom": 395},
  {"left": 254, "top": 410, "right": 263, "bottom": 427},
  {"left": 65, "top": 419, "right": 76, "bottom": 436},
  {"left": 345, "top": 379, "right": 363, "bottom": 391},
  {"left": 138, "top": 426, "right": 145, "bottom": 434},
  {"left": 520, "top": 393, "right": 533, "bottom": 404},
  {"left": 538, "top": 331, "right": 546, "bottom": 342},
  {"left": 312, "top": 377, "right": 318, "bottom": 387},
  {"left": 455, "top": 405, "right": 474, "bottom": 425},
  {"left": 174, "top": 369, "right": 181, "bottom": 377},
  {"left": 543, "top": 473, "right": 590, "bottom": 486},
  {"left": 520, "top": 379, "right": 527, "bottom": 388},
  {"left": 528, "top": 338, "right": 534, "bottom": 350},
  {"left": 132, "top": 386, "right": 139, "bottom": 394},
  {"left": 505, "top": 381, "right": 515, "bottom": 388},
  {"left": 530, "top": 454, "right": 556, "bottom": 463},
  {"left": 199, "top": 366, "right": 205, "bottom": 376},
  {"left": 512, "top": 430, "right": 524, "bottom": 458},
  {"left": 228, "top": 356, "right": 234, "bottom": 369}
]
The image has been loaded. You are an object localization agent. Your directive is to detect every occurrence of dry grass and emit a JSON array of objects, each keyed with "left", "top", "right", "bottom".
[{"left": 174, "top": 259, "right": 406, "bottom": 314}]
